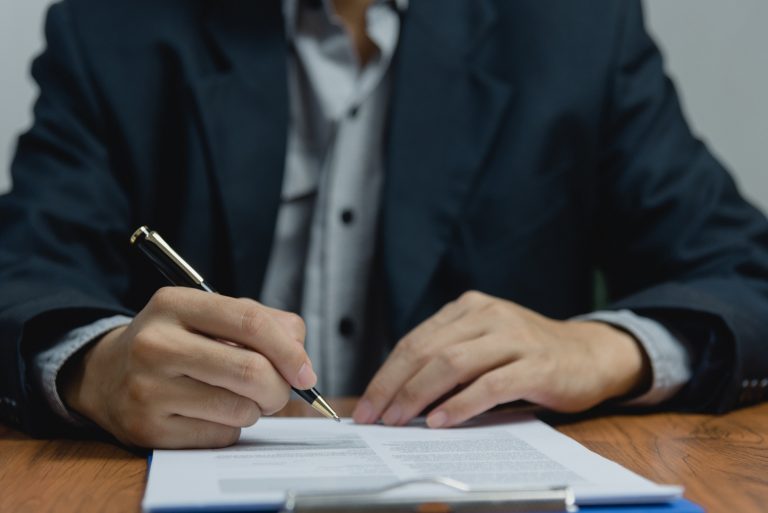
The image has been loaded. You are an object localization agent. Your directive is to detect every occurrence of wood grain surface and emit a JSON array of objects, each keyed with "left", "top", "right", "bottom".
[{"left": 1, "top": 399, "right": 766, "bottom": 513}]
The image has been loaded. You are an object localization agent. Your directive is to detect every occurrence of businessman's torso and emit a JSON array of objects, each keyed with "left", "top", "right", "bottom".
[{"left": 61, "top": 0, "right": 627, "bottom": 334}]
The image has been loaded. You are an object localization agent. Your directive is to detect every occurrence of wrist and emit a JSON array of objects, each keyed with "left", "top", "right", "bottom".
[
  {"left": 59, "top": 326, "right": 126, "bottom": 423},
  {"left": 570, "top": 321, "right": 652, "bottom": 402}
]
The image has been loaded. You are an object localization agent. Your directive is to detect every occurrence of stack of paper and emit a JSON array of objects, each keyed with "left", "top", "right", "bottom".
[{"left": 143, "top": 412, "right": 695, "bottom": 512}]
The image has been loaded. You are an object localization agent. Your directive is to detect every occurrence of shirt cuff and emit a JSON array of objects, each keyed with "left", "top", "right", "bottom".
[
  {"left": 576, "top": 309, "right": 692, "bottom": 405},
  {"left": 33, "top": 315, "right": 133, "bottom": 426}
]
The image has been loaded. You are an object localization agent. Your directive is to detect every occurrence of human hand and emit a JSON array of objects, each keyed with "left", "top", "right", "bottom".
[
  {"left": 353, "top": 291, "right": 650, "bottom": 428},
  {"left": 60, "top": 287, "right": 315, "bottom": 448}
]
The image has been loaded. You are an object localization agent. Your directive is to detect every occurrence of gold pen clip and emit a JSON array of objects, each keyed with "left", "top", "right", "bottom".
[{"left": 130, "top": 226, "right": 206, "bottom": 286}]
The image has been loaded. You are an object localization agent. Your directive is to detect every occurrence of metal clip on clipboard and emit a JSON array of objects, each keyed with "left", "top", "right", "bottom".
[{"left": 281, "top": 477, "right": 577, "bottom": 513}]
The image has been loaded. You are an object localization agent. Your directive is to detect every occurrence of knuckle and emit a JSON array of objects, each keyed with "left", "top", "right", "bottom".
[
  {"left": 483, "top": 300, "right": 507, "bottom": 318},
  {"left": 240, "top": 307, "right": 268, "bottom": 340},
  {"left": 440, "top": 346, "right": 466, "bottom": 374},
  {"left": 261, "top": 382, "right": 291, "bottom": 416},
  {"left": 434, "top": 300, "right": 459, "bottom": 319},
  {"left": 458, "top": 290, "right": 485, "bottom": 306},
  {"left": 398, "top": 384, "right": 422, "bottom": 407},
  {"left": 192, "top": 425, "right": 235, "bottom": 449},
  {"left": 277, "top": 383, "right": 291, "bottom": 410},
  {"left": 285, "top": 313, "right": 306, "bottom": 341},
  {"left": 481, "top": 373, "right": 508, "bottom": 398},
  {"left": 217, "top": 427, "right": 241, "bottom": 447},
  {"left": 410, "top": 346, "right": 430, "bottom": 366},
  {"left": 149, "top": 287, "right": 181, "bottom": 311},
  {"left": 397, "top": 337, "right": 427, "bottom": 363},
  {"left": 230, "top": 396, "right": 261, "bottom": 426},
  {"left": 239, "top": 353, "right": 267, "bottom": 385}
]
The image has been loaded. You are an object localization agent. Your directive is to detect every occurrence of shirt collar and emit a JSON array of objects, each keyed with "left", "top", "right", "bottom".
[{"left": 283, "top": 0, "right": 408, "bottom": 41}]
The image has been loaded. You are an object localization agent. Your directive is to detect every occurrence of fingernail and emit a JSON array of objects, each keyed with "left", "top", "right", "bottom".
[
  {"left": 353, "top": 399, "right": 374, "bottom": 424},
  {"left": 382, "top": 404, "right": 401, "bottom": 426},
  {"left": 427, "top": 411, "right": 448, "bottom": 429},
  {"left": 296, "top": 362, "right": 317, "bottom": 389}
]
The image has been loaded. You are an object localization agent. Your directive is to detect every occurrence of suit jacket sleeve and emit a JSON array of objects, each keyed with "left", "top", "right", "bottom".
[
  {"left": 0, "top": 3, "right": 135, "bottom": 435},
  {"left": 597, "top": 2, "right": 768, "bottom": 412}
]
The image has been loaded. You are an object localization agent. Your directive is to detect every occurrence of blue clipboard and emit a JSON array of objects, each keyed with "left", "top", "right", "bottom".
[
  {"left": 145, "top": 454, "right": 704, "bottom": 513},
  {"left": 581, "top": 499, "right": 704, "bottom": 513}
]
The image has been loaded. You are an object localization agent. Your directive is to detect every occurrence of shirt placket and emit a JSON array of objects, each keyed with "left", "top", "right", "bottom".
[{"left": 289, "top": 0, "right": 401, "bottom": 394}]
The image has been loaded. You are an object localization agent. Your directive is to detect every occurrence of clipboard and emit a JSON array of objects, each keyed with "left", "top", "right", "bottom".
[
  {"left": 143, "top": 416, "right": 703, "bottom": 513},
  {"left": 281, "top": 477, "right": 577, "bottom": 513}
]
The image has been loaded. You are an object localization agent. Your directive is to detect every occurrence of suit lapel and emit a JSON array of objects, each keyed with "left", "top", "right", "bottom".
[
  {"left": 188, "top": 1, "right": 288, "bottom": 297},
  {"left": 186, "top": 0, "right": 513, "bottom": 321},
  {"left": 383, "top": 0, "right": 515, "bottom": 335}
]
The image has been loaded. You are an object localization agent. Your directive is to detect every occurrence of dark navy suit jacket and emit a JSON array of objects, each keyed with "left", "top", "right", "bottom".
[{"left": 2, "top": 0, "right": 768, "bottom": 435}]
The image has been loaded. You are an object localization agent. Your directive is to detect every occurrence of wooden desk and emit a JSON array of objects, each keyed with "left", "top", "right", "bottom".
[{"left": 1, "top": 400, "right": 767, "bottom": 513}]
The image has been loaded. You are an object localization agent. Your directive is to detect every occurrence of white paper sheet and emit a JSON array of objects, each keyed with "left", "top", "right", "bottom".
[{"left": 143, "top": 412, "right": 681, "bottom": 511}]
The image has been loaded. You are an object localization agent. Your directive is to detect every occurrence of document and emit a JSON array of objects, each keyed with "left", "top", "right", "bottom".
[{"left": 143, "top": 412, "right": 681, "bottom": 512}]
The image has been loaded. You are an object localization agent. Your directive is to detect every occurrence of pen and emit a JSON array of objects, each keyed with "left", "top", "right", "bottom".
[{"left": 130, "top": 225, "right": 340, "bottom": 422}]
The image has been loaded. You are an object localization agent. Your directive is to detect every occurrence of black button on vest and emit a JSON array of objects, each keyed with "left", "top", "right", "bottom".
[
  {"left": 341, "top": 209, "right": 355, "bottom": 225},
  {"left": 339, "top": 317, "right": 355, "bottom": 337}
]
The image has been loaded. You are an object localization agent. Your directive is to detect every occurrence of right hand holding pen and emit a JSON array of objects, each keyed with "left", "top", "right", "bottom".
[{"left": 60, "top": 287, "right": 316, "bottom": 449}]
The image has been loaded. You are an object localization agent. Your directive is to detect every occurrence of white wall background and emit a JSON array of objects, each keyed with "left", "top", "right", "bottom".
[
  {"left": 0, "top": 0, "right": 51, "bottom": 194},
  {"left": 1, "top": 1, "right": 767, "bottom": 210},
  {"left": 644, "top": 1, "right": 768, "bottom": 212}
]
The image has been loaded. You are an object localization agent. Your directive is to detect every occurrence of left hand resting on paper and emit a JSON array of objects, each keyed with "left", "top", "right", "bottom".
[{"left": 353, "top": 291, "right": 651, "bottom": 428}]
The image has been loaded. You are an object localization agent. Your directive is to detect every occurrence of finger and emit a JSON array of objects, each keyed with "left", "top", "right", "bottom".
[
  {"left": 382, "top": 337, "right": 519, "bottom": 426},
  {"left": 425, "top": 363, "right": 532, "bottom": 429},
  {"left": 143, "top": 324, "right": 292, "bottom": 415},
  {"left": 240, "top": 298, "right": 306, "bottom": 346},
  {"left": 395, "top": 292, "right": 480, "bottom": 349},
  {"left": 160, "top": 376, "right": 262, "bottom": 428},
  {"left": 154, "top": 416, "right": 242, "bottom": 449},
  {"left": 354, "top": 305, "right": 489, "bottom": 425},
  {"left": 147, "top": 287, "right": 316, "bottom": 389},
  {"left": 119, "top": 410, "right": 242, "bottom": 449},
  {"left": 170, "top": 335, "right": 292, "bottom": 416},
  {"left": 412, "top": 307, "right": 491, "bottom": 350}
]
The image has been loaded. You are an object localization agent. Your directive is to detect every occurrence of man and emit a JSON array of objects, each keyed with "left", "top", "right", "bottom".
[{"left": 1, "top": 0, "right": 767, "bottom": 449}]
